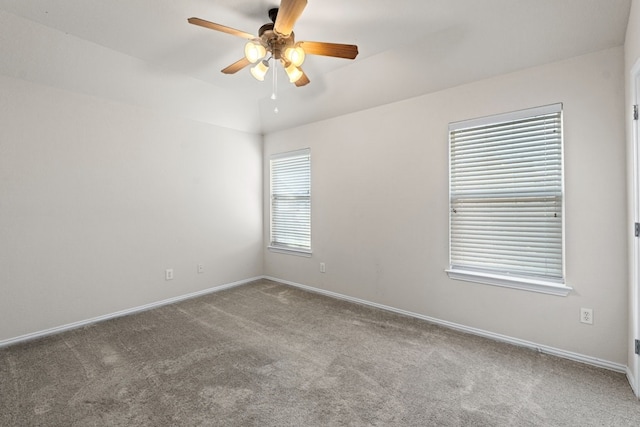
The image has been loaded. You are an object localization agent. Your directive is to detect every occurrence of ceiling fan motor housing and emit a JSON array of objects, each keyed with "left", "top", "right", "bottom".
[{"left": 258, "top": 23, "right": 295, "bottom": 60}]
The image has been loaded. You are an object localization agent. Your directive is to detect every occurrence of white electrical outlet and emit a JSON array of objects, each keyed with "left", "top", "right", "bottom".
[
  {"left": 320, "top": 262, "right": 326, "bottom": 273},
  {"left": 165, "top": 269, "right": 174, "bottom": 281},
  {"left": 197, "top": 264, "right": 204, "bottom": 274},
  {"left": 580, "top": 308, "right": 593, "bottom": 324}
]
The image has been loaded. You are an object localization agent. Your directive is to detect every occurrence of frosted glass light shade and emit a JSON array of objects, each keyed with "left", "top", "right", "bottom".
[
  {"left": 244, "top": 41, "right": 266, "bottom": 63},
  {"left": 284, "top": 46, "right": 305, "bottom": 67},
  {"left": 250, "top": 60, "right": 269, "bottom": 81},
  {"left": 284, "top": 62, "right": 303, "bottom": 83}
]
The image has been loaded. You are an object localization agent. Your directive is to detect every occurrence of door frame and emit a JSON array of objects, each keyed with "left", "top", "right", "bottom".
[{"left": 631, "top": 58, "right": 640, "bottom": 398}]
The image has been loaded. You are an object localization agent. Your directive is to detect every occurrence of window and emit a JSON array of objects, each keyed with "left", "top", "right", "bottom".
[
  {"left": 446, "top": 104, "right": 571, "bottom": 296},
  {"left": 269, "top": 149, "right": 311, "bottom": 255}
]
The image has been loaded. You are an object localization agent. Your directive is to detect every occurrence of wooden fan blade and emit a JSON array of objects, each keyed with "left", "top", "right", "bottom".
[
  {"left": 299, "top": 41, "right": 359, "bottom": 59},
  {"left": 295, "top": 70, "right": 310, "bottom": 87},
  {"left": 222, "top": 58, "right": 252, "bottom": 74},
  {"left": 274, "top": 0, "right": 307, "bottom": 36},
  {"left": 188, "top": 17, "right": 254, "bottom": 40}
]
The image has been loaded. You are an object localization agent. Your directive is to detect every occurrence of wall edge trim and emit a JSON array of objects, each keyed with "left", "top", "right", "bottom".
[
  {"left": 264, "top": 276, "right": 629, "bottom": 375},
  {"left": 0, "top": 276, "right": 263, "bottom": 348},
  {"left": 3, "top": 274, "right": 630, "bottom": 380}
]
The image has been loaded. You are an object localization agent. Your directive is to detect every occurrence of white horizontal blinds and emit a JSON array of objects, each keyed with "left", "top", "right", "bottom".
[
  {"left": 450, "top": 104, "right": 563, "bottom": 281},
  {"left": 271, "top": 149, "right": 311, "bottom": 250}
]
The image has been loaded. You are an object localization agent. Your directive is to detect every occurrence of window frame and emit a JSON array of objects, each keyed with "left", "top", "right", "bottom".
[
  {"left": 268, "top": 148, "right": 312, "bottom": 257},
  {"left": 445, "top": 104, "right": 572, "bottom": 296}
]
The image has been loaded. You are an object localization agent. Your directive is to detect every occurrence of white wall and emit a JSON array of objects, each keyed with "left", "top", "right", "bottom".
[
  {"left": 264, "top": 47, "right": 628, "bottom": 364},
  {"left": 625, "top": 0, "right": 640, "bottom": 74},
  {"left": 625, "top": 0, "right": 640, "bottom": 391},
  {"left": 0, "top": 10, "right": 263, "bottom": 134},
  {"left": 0, "top": 9, "right": 264, "bottom": 343},
  {"left": 0, "top": 74, "right": 263, "bottom": 342}
]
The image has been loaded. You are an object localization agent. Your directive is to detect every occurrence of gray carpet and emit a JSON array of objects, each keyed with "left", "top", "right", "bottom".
[{"left": 1, "top": 279, "right": 639, "bottom": 426}]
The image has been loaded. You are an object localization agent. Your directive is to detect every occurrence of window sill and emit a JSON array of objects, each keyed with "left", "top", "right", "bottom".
[
  {"left": 268, "top": 246, "right": 312, "bottom": 257},
  {"left": 445, "top": 268, "right": 572, "bottom": 297}
]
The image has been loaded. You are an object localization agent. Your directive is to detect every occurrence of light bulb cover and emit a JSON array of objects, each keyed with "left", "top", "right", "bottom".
[
  {"left": 284, "top": 45, "right": 305, "bottom": 67},
  {"left": 284, "top": 62, "right": 303, "bottom": 83},
  {"left": 250, "top": 60, "right": 270, "bottom": 81},
  {"left": 244, "top": 41, "right": 266, "bottom": 63}
]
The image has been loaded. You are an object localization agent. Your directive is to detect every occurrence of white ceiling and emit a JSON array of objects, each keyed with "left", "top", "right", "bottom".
[{"left": 0, "top": 0, "right": 632, "bottom": 133}]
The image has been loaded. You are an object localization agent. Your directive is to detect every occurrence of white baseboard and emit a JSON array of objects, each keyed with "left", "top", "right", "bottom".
[
  {"left": 265, "top": 276, "right": 629, "bottom": 374},
  {"left": 2, "top": 274, "right": 631, "bottom": 380},
  {"left": 0, "top": 276, "right": 262, "bottom": 349},
  {"left": 628, "top": 366, "right": 639, "bottom": 398}
]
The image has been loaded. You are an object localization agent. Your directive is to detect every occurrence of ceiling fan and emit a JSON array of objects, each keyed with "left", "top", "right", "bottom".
[{"left": 188, "top": 0, "right": 359, "bottom": 87}]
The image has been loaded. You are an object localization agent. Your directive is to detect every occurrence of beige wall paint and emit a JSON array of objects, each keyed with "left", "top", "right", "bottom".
[
  {"left": 626, "top": 1, "right": 640, "bottom": 71},
  {"left": 0, "top": 10, "right": 262, "bottom": 134},
  {"left": 0, "top": 75, "right": 263, "bottom": 342},
  {"left": 625, "top": 0, "right": 640, "bottom": 391},
  {"left": 264, "top": 47, "right": 628, "bottom": 364}
]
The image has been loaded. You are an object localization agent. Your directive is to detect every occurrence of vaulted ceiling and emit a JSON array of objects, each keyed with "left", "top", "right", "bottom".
[{"left": 0, "top": 0, "right": 631, "bottom": 133}]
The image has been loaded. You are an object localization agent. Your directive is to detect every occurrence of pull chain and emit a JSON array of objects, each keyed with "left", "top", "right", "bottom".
[{"left": 272, "top": 59, "right": 278, "bottom": 113}]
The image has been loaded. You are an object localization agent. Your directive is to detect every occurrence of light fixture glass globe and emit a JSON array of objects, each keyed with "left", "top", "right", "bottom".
[
  {"left": 284, "top": 62, "right": 303, "bottom": 83},
  {"left": 250, "top": 59, "right": 270, "bottom": 81},
  {"left": 284, "top": 46, "right": 305, "bottom": 67},
  {"left": 244, "top": 41, "right": 266, "bottom": 63}
]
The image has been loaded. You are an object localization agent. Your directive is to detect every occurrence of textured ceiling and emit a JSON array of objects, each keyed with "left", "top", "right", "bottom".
[{"left": 0, "top": 0, "right": 632, "bottom": 133}]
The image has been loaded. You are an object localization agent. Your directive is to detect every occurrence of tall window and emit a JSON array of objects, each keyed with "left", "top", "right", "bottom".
[
  {"left": 269, "top": 149, "right": 311, "bottom": 255},
  {"left": 446, "top": 104, "right": 570, "bottom": 296}
]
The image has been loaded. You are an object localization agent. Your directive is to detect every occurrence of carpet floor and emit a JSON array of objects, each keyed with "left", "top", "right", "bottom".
[{"left": 1, "top": 279, "right": 639, "bottom": 426}]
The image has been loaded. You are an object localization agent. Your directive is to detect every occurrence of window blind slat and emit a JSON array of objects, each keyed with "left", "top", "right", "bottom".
[
  {"left": 449, "top": 105, "right": 563, "bottom": 281},
  {"left": 270, "top": 149, "right": 311, "bottom": 251}
]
